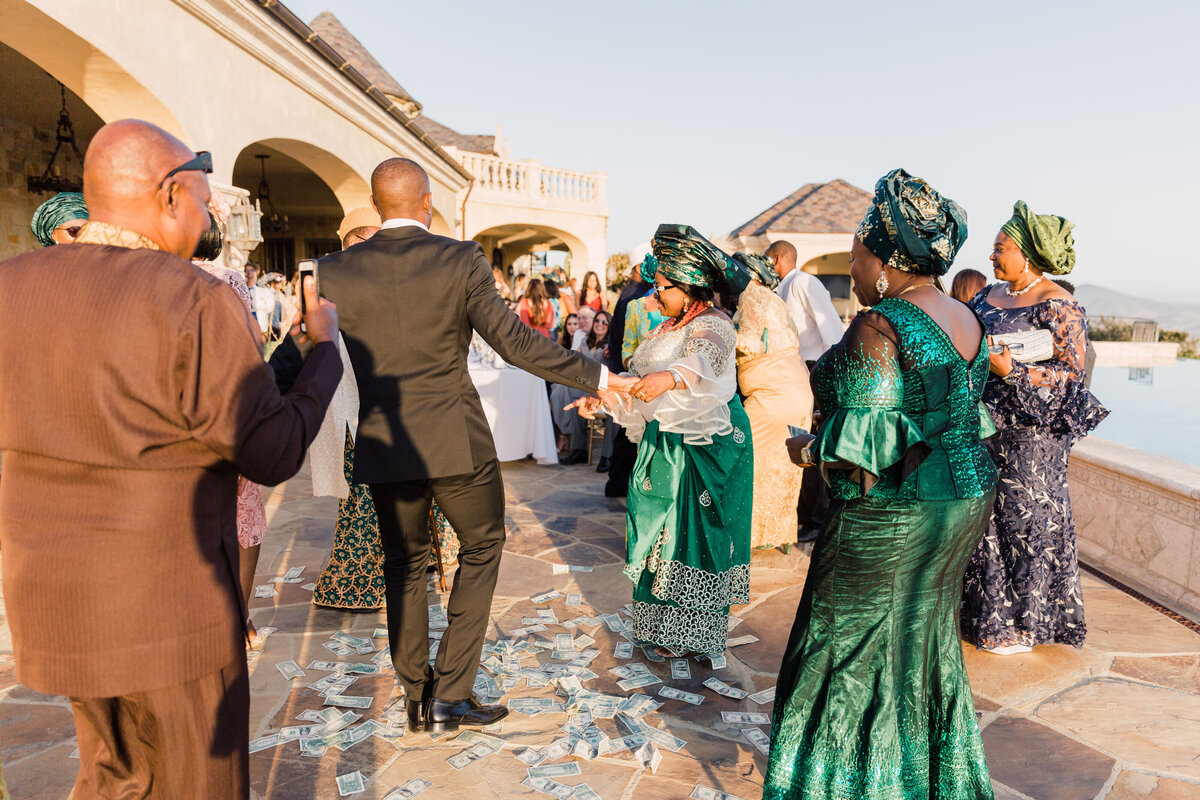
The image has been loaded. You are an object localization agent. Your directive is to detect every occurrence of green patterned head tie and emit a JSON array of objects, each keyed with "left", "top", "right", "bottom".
[
  {"left": 650, "top": 224, "right": 752, "bottom": 294},
  {"left": 638, "top": 253, "right": 659, "bottom": 284},
  {"left": 1000, "top": 200, "right": 1075, "bottom": 275},
  {"left": 31, "top": 192, "right": 89, "bottom": 248},
  {"left": 855, "top": 169, "right": 967, "bottom": 277},
  {"left": 732, "top": 252, "right": 780, "bottom": 290}
]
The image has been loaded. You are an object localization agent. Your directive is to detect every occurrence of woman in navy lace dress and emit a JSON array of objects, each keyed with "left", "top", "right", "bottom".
[{"left": 961, "top": 201, "right": 1108, "bottom": 654}]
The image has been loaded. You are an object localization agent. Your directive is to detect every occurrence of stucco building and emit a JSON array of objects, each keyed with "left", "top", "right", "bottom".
[
  {"left": 1, "top": 0, "right": 607, "bottom": 281},
  {"left": 716, "top": 178, "right": 871, "bottom": 318}
]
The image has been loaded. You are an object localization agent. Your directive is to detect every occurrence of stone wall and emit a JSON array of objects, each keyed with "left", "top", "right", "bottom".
[
  {"left": 1070, "top": 436, "right": 1200, "bottom": 621},
  {"left": 0, "top": 117, "right": 72, "bottom": 258}
]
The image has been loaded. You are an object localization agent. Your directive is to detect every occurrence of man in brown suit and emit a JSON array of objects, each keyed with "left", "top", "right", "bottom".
[{"left": 0, "top": 120, "right": 343, "bottom": 799}]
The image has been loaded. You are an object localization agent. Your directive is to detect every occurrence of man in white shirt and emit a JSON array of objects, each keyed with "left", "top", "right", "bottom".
[
  {"left": 243, "top": 262, "right": 273, "bottom": 341},
  {"left": 765, "top": 241, "right": 845, "bottom": 365}
]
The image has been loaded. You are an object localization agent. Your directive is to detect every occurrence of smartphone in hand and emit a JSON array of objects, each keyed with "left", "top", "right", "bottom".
[{"left": 296, "top": 259, "right": 319, "bottom": 315}]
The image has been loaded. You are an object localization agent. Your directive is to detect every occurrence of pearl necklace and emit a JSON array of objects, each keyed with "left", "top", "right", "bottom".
[{"left": 1006, "top": 275, "right": 1043, "bottom": 297}]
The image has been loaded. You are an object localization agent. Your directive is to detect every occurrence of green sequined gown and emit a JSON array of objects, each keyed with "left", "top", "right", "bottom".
[{"left": 764, "top": 299, "right": 997, "bottom": 800}]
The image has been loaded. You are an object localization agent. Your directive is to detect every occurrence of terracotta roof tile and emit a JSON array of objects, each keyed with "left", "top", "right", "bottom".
[
  {"left": 410, "top": 115, "right": 496, "bottom": 155},
  {"left": 730, "top": 179, "right": 872, "bottom": 236},
  {"left": 309, "top": 11, "right": 419, "bottom": 110}
]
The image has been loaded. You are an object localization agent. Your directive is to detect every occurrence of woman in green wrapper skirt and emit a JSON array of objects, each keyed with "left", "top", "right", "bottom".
[
  {"left": 573, "top": 225, "right": 753, "bottom": 656},
  {"left": 765, "top": 170, "right": 996, "bottom": 799}
]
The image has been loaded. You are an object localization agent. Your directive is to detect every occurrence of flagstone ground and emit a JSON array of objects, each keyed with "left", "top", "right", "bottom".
[{"left": 1, "top": 458, "right": 1198, "bottom": 799}]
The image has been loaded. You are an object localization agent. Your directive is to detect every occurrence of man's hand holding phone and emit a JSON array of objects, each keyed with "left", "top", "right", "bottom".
[{"left": 299, "top": 275, "right": 337, "bottom": 344}]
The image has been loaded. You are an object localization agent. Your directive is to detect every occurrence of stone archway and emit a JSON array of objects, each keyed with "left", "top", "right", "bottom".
[
  {"left": 0, "top": 0, "right": 188, "bottom": 142},
  {"left": 470, "top": 223, "right": 590, "bottom": 284},
  {"left": 232, "top": 141, "right": 368, "bottom": 276}
]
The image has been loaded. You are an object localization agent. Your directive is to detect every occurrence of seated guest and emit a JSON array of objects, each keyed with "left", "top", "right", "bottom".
[
  {"left": 951, "top": 268, "right": 987, "bottom": 304},
  {"left": 572, "top": 305, "right": 596, "bottom": 350},
  {"left": 518, "top": 278, "right": 555, "bottom": 338},
  {"left": 0, "top": 119, "right": 342, "bottom": 799},
  {"left": 30, "top": 191, "right": 89, "bottom": 247}
]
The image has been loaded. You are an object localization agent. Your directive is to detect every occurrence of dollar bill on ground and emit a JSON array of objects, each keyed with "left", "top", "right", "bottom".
[
  {"left": 703, "top": 677, "right": 748, "bottom": 699},
  {"left": 670, "top": 658, "right": 692, "bottom": 680},
  {"left": 659, "top": 686, "right": 704, "bottom": 705},
  {"left": 248, "top": 733, "right": 280, "bottom": 753},
  {"left": 278, "top": 725, "right": 319, "bottom": 741},
  {"left": 613, "top": 641, "right": 633, "bottom": 659},
  {"left": 275, "top": 660, "right": 305, "bottom": 680},
  {"left": 324, "top": 694, "right": 373, "bottom": 709},
  {"left": 617, "top": 674, "right": 662, "bottom": 691},
  {"left": 382, "top": 778, "right": 434, "bottom": 799},
  {"left": 336, "top": 770, "right": 366, "bottom": 796},
  {"left": 299, "top": 582, "right": 317, "bottom": 591},
  {"left": 332, "top": 631, "right": 373, "bottom": 649},
  {"left": 527, "top": 761, "right": 582, "bottom": 779},
  {"left": 516, "top": 747, "right": 547, "bottom": 766},
  {"left": 748, "top": 686, "right": 776, "bottom": 705},
  {"left": 521, "top": 776, "right": 575, "bottom": 799},
  {"left": 316, "top": 710, "right": 362, "bottom": 735},
  {"left": 454, "top": 730, "right": 505, "bottom": 753},
  {"left": 691, "top": 786, "right": 748, "bottom": 800},
  {"left": 640, "top": 644, "right": 666, "bottom": 662},
  {"left": 372, "top": 627, "right": 389, "bottom": 638},
  {"left": 253, "top": 584, "right": 279, "bottom": 598},
  {"left": 742, "top": 727, "right": 771, "bottom": 755},
  {"left": 642, "top": 726, "right": 688, "bottom": 752},
  {"left": 572, "top": 785, "right": 602, "bottom": 800},
  {"left": 602, "top": 733, "right": 646, "bottom": 754},
  {"left": 707, "top": 654, "right": 727, "bottom": 669},
  {"left": 530, "top": 590, "right": 562, "bottom": 603},
  {"left": 539, "top": 737, "right": 573, "bottom": 761},
  {"left": 323, "top": 640, "right": 356, "bottom": 657},
  {"left": 284, "top": 566, "right": 306, "bottom": 580},
  {"left": 554, "top": 633, "right": 574, "bottom": 652},
  {"left": 446, "top": 742, "right": 495, "bottom": 769},
  {"left": 296, "top": 709, "right": 327, "bottom": 723},
  {"left": 721, "top": 711, "right": 771, "bottom": 725},
  {"left": 635, "top": 739, "right": 662, "bottom": 773},
  {"left": 724, "top": 635, "right": 759, "bottom": 647},
  {"left": 566, "top": 593, "right": 582, "bottom": 605}
]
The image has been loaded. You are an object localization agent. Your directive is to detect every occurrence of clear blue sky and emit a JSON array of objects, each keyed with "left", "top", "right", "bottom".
[{"left": 287, "top": 0, "right": 1199, "bottom": 302}]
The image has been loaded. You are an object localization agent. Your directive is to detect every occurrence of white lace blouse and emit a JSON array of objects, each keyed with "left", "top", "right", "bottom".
[{"left": 610, "top": 313, "right": 737, "bottom": 445}]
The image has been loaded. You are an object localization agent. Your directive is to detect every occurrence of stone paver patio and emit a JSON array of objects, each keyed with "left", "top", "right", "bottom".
[{"left": 1, "top": 458, "right": 1199, "bottom": 799}]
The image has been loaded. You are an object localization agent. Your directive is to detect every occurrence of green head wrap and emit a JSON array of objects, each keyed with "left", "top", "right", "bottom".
[
  {"left": 732, "top": 252, "right": 780, "bottom": 290},
  {"left": 650, "top": 224, "right": 752, "bottom": 295},
  {"left": 855, "top": 168, "right": 967, "bottom": 277},
  {"left": 638, "top": 253, "right": 659, "bottom": 284},
  {"left": 1000, "top": 200, "right": 1075, "bottom": 275},
  {"left": 31, "top": 192, "right": 89, "bottom": 248}
]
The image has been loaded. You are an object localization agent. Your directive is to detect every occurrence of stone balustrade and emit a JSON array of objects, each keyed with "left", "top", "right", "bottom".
[
  {"left": 457, "top": 152, "right": 606, "bottom": 213},
  {"left": 1070, "top": 436, "right": 1200, "bottom": 621}
]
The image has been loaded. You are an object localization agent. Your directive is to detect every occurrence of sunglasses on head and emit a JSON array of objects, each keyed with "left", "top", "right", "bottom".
[{"left": 156, "top": 151, "right": 213, "bottom": 189}]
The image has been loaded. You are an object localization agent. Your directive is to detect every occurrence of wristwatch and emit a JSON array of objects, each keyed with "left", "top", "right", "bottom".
[
  {"left": 800, "top": 443, "right": 815, "bottom": 465},
  {"left": 667, "top": 368, "right": 684, "bottom": 388}
]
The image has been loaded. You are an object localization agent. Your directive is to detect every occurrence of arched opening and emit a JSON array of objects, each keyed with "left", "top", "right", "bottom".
[
  {"left": 472, "top": 223, "right": 589, "bottom": 290},
  {"left": 0, "top": 41, "right": 106, "bottom": 258},
  {"left": 802, "top": 251, "right": 857, "bottom": 318},
  {"left": 430, "top": 207, "right": 451, "bottom": 237},
  {"left": 0, "top": 0, "right": 187, "bottom": 142},
  {"left": 232, "top": 141, "right": 369, "bottom": 276}
]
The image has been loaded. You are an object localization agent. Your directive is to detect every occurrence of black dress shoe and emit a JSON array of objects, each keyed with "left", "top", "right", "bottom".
[
  {"left": 604, "top": 483, "right": 627, "bottom": 498},
  {"left": 596, "top": 457, "right": 611, "bottom": 473},
  {"left": 560, "top": 449, "right": 588, "bottom": 465},
  {"left": 406, "top": 698, "right": 425, "bottom": 732},
  {"left": 423, "top": 696, "right": 509, "bottom": 733}
]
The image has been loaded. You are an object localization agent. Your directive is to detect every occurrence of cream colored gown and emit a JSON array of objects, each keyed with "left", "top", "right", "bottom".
[{"left": 734, "top": 281, "right": 814, "bottom": 548}]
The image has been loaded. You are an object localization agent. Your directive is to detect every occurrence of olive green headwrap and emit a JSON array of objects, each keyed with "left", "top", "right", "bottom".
[
  {"left": 31, "top": 192, "right": 89, "bottom": 248},
  {"left": 855, "top": 168, "right": 967, "bottom": 277},
  {"left": 1000, "top": 200, "right": 1075, "bottom": 276},
  {"left": 732, "top": 252, "right": 780, "bottom": 290},
  {"left": 650, "top": 224, "right": 752, "bottom": 294}
]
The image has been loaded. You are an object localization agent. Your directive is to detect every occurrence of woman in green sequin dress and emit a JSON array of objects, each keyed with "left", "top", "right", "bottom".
[
  {"left": 765, "top": 170, "right": 996, "bottom": 800},
  {"left": 576, "top": 226, "right": 754, "bottom": 655}
]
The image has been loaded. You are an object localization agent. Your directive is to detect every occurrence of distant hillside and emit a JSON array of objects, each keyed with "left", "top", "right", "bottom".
[{"left": 1075, "top": 285, "right": 1200, "bottom": 338}]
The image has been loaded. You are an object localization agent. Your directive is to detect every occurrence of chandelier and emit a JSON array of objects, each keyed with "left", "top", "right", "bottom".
[
  {"left": 27, "top": 83, "right": 84, "bottom": 195},
  {"left": 254, "top": 154, "right": 290, "bottom": 234}
]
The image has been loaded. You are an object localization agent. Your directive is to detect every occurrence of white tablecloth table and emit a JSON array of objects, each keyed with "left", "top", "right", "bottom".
[{"left": 468, "top": 360, "right": 559, "bottom": 466}]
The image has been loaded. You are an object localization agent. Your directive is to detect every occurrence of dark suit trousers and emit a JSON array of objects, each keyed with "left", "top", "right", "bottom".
[
  {"left": 371, "top": 459, "right": 506, "bottom": 702},
  {"left": 69, "top": 656, "right": 249, "bottom": 799}
]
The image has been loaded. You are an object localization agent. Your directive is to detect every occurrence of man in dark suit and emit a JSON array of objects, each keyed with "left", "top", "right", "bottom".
[
  {"left": 604, "top": 259, "right": 652, "bottom": 497},
  {"left": 311, "top": 158, "right": 633, "bottom": 732}
]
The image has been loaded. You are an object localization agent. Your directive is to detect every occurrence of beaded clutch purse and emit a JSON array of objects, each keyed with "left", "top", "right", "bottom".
[{"left": 992, "top": 329, "right": 1054, "bottom": 363}]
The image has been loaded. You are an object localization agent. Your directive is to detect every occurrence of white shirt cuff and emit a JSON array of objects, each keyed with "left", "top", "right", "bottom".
[{"left": 599, "top": 365, "right": 609, "bottom": 390}]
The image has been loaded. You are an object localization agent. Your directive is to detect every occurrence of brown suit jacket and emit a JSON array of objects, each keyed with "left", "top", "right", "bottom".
[{"left": 0, "top": 241, "right": 342, "bottom": 698}]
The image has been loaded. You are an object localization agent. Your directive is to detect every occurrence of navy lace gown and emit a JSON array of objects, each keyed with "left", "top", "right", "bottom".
[{"left": 961, "top": 290, "right": 1108, "bottom": 649}]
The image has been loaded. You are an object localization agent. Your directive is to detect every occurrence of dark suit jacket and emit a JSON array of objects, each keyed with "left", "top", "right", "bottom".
[
  {"left": 0, "top": 243, "right": 341, "bottom": 698},
  {"left": 310, "top": 225, "right": 602, "bottom": 483}
]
